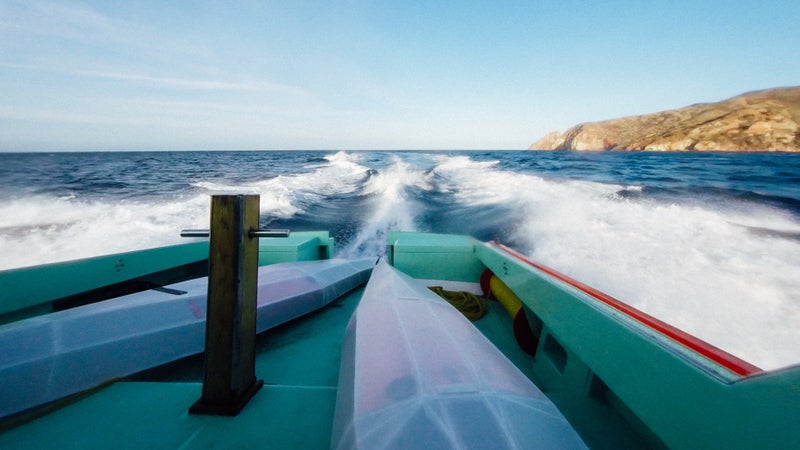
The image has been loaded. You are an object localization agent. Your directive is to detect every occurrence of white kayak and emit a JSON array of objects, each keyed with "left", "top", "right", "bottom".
[
  {"left": 0, "top": 258, "right": 374, "bottom": 418},
  {"left": 331, "top": 259, "right": 586, "bottom": 449}
]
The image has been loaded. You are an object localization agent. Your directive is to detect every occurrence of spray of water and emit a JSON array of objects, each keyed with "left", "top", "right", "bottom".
[
  {"left": 0, "top": 152, "right": 371, "bottom": 270},
  {"left": 433, "top": 155, "right": 800, "bottom": 370},
  {"left": 0, "top": 194, "right": 210, "bottom": 269},
  {"left": 340, "top": 155, "right": 432, "bottom": 257},
  {"left": 192, "top": 150, "right": 370, "bottom": 218}
]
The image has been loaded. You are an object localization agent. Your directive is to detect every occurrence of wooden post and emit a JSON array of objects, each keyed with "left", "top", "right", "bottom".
[{"left": 189, "top": 194, "right": 263, "bottom": 416}]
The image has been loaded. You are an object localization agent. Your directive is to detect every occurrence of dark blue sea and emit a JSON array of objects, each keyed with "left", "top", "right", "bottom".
[{"left": 1, "top": 150, "right": 799, "bottom": 369}]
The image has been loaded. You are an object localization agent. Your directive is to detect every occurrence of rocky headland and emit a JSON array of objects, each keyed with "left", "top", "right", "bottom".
[{"left": 530, "top": 86, "right": 800, "bottom": 152}]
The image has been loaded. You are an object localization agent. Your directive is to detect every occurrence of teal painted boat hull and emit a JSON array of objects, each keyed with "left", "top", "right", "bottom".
[{"left": 1, "top": 231, "right": 799, "bottom": 449}]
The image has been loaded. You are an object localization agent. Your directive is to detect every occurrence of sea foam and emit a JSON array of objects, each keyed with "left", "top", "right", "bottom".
[
  {"left": 433, "top": 155, "right": 800, "bottom": 370},
  {"left": 0, "top": 194, "right": 209, "bottom": 270},
  {"left": 341, "top": 155, "right": 431, "bottom": 257}
]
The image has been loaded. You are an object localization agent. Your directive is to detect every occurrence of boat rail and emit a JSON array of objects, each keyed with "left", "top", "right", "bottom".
[{"left": 489, "top": 241, "right": 762, "bottom": 377}]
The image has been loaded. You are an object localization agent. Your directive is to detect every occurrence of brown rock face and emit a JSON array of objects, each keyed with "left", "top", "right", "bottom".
[
  {"left": 529, "top": 87, "right": 800, "bottom": 152},
  {"left": 530, "top": 131, "right": 566, "bottom": 150}
]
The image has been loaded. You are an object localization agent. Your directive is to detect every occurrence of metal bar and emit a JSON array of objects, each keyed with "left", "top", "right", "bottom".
[
  {"left": 180, "top": 229, "right": 290, "bottom": 238},
  {"left": 249, "top": 229, "right": 290, "bottom": 238},
  {"left": 180, "top": 229, "right": 211, "bottom": 238}
]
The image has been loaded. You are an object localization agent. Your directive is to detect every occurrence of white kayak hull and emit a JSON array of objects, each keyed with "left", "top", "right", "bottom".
[
  {"left": 331, "top": 260, "right": 586, "bottom": 449},
  {"left": 0, "top": 258, "right": 374, "bottom": 418}
]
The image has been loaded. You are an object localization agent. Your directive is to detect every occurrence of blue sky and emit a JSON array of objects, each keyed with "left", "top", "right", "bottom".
[{"left": 1, "top": 0, "right": 798, "bottom": 151}]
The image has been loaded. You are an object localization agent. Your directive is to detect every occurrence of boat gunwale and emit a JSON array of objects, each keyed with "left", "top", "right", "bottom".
[{"left": 489, "top": 241, "right": 762, "bottom": 377}]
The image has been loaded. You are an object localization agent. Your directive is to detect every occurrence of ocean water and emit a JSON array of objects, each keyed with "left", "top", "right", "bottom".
[{"left": 1, "top": 150, "right": 799, "bottom": 370}]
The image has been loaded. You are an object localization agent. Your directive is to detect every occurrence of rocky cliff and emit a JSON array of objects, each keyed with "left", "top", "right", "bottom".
[{"left": 530, "top": 87, "right": 800, "bottom": 152}]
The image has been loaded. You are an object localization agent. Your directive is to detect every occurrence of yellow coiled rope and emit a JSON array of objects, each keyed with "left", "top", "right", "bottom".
[{"left": 428, "top": 286, "right": 488, "bottom": 321}]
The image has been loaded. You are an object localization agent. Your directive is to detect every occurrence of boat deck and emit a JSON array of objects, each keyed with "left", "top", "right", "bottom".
[
  {"left": 1, "top": 275, "right": 646, "bottom": 449},
  {"left": 0, "top": 285, "right": 362, "bottom": 449},
  {"left": 2, "top": 279, "right": 546, "bottom": 448}
]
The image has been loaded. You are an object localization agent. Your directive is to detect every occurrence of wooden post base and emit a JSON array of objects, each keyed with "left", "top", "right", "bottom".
[{"left": 189, "top": 379, "right": 263, "bottom": 416}]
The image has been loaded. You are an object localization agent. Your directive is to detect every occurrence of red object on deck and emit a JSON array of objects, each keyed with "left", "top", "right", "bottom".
[{"left": 489, "top": 241, "right": 762, "bottom": 377}]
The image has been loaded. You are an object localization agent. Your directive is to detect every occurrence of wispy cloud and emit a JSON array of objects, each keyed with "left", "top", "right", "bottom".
[
  {"left": 1, "top": 2, "right": 310, "bottom": 97},
  {"left": 0, "top": 105, "right": 152, "bottom": 126},
  {"left": 0, "top": 62, "right": 311, "bottom": 97},
  {"left": 78, "top": 70, "right": 310, "bottom": 95},
  {"left": 0, "top": 0, "right": 115, "bottom": 42}
]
